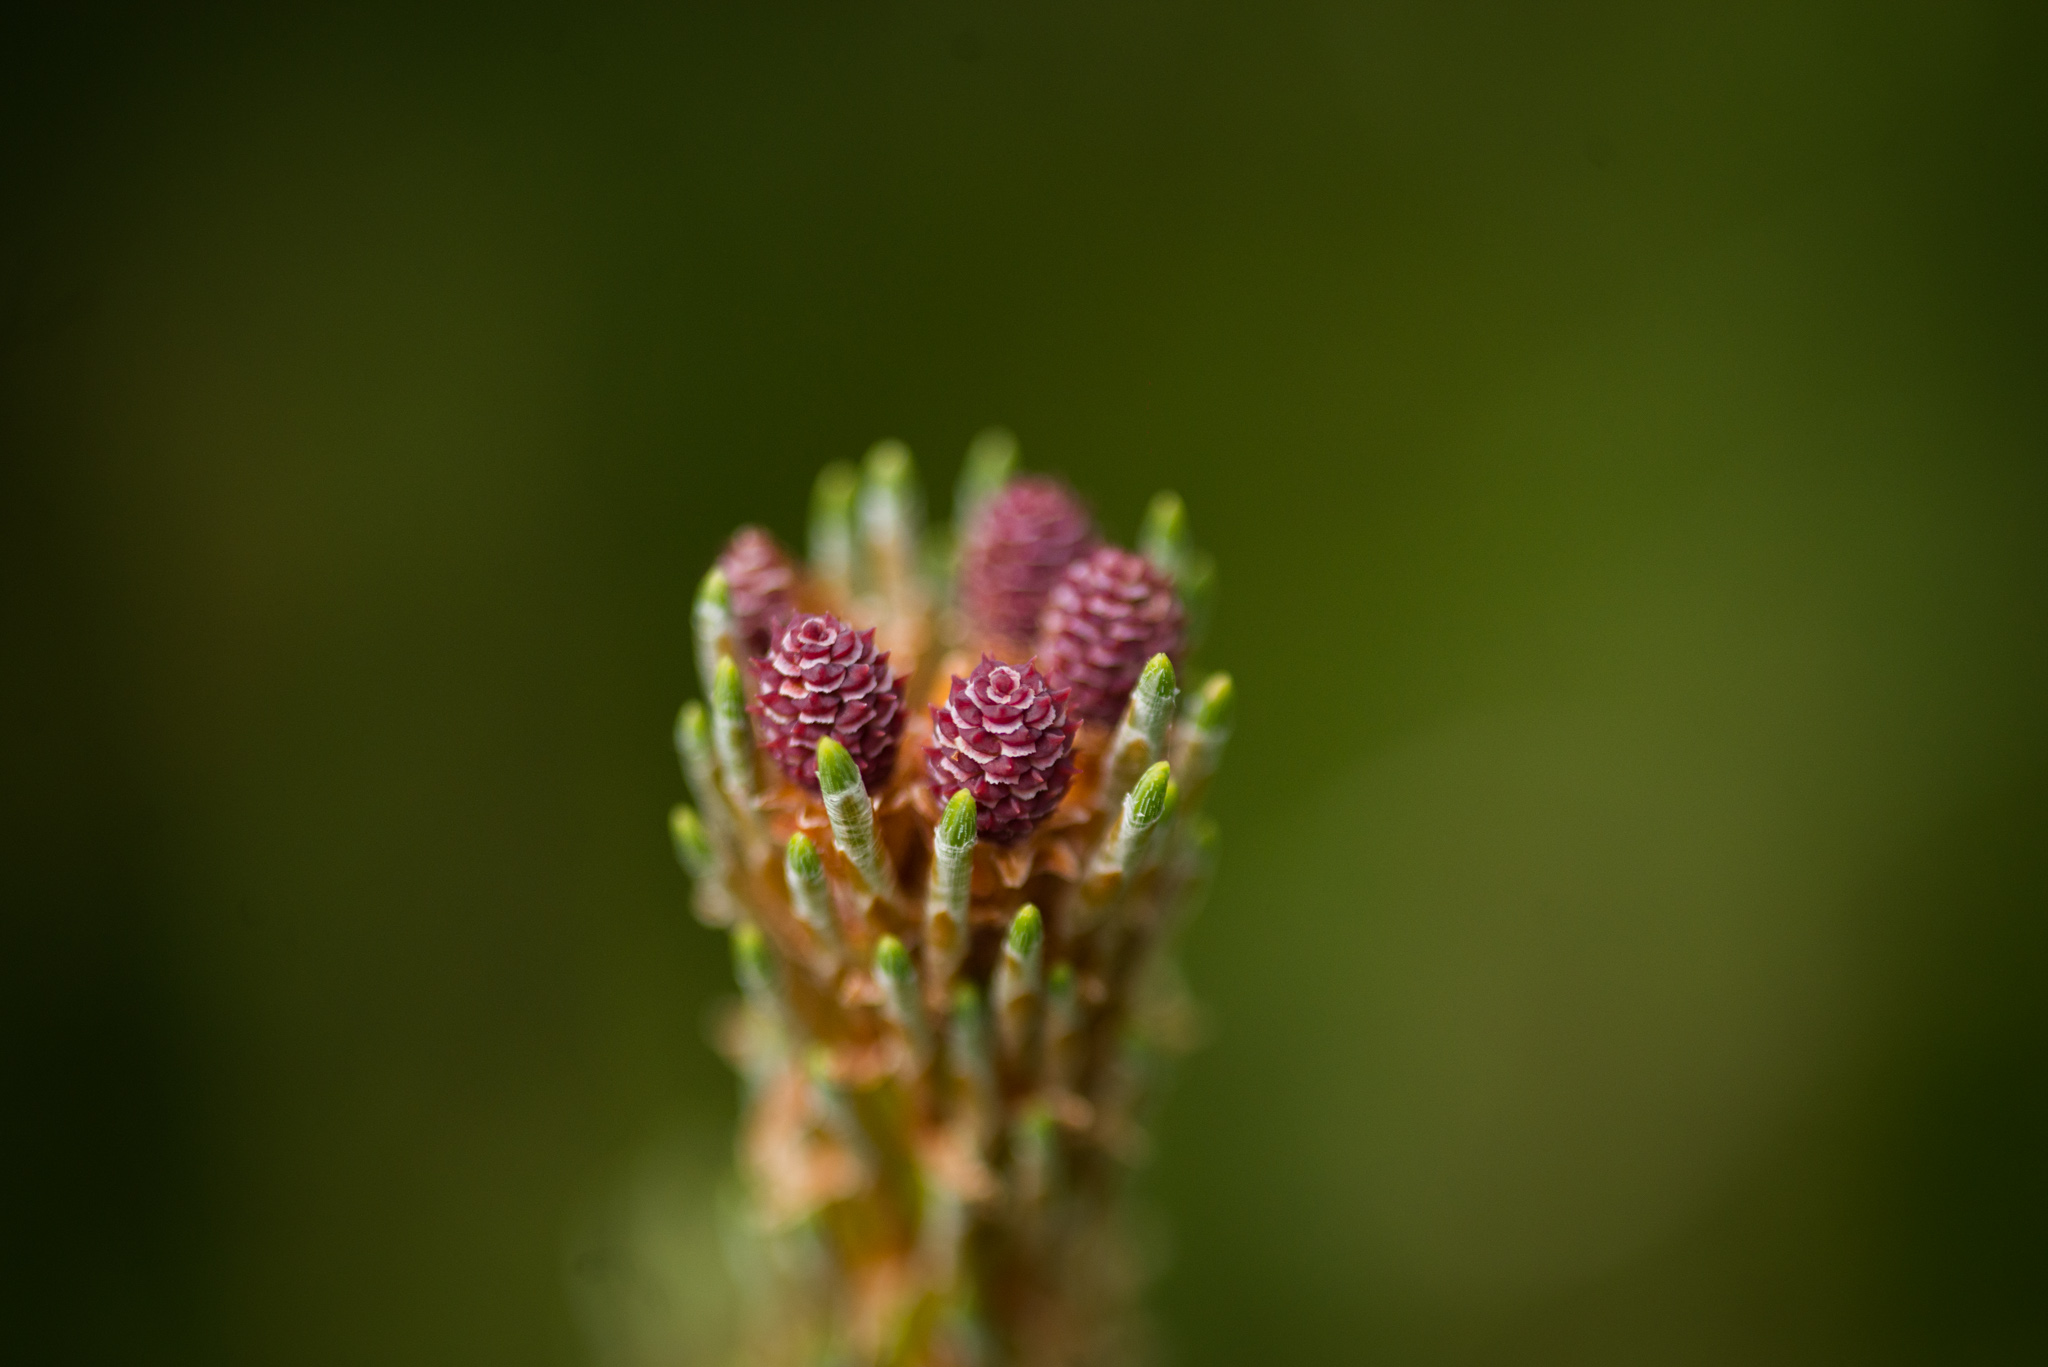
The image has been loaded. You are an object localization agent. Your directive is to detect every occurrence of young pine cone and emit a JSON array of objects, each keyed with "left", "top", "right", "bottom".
[
  {"left": 959, "top": 476, "right": 1096, "bottom": 644},
  {"left": 750, "top": 612, "right": 906, "bottom": 791},
  {"left": 926, "top": 656, "right": 1080, "bottom": 844},
  {"left": 1036, "top": 544, "right": 1186, "bottom": 724},
  {"left": 716, "top": 525, "right": 799, "bottom": 660}
]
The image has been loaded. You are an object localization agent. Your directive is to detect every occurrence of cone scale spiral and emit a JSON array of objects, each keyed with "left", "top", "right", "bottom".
[{"left": 668, "top": 435, "right": 1231, "bottom": 1367}]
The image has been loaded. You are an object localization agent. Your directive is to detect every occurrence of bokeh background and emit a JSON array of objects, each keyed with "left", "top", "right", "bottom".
[{"left": 6, "top": 2, "right": 2044, "bottom": 1363}]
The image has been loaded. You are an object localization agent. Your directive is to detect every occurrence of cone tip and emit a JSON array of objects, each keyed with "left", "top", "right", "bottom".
[
  {"left": 713, "top": 654, "right": 745, "bottom": 708},
  {"left": 1195, "top": 672, "right": 1234, "bottom": 728},
  {"left": 696, "top": 565, "right": 729, "bottom": 608},
  {"left": 785, "top": 831, "right": 821, "bottom": 878},
  {"left": 815, "top": 737, "right": 860, "bottom": 794},
  {"left": 1138, "top": 652, "right": 1177, "bottom": 699},
  {"left": 1008, "top": 903, "right": 1043, "bottom": 956},
  {"left": 864, "top": 439, "right": 913, "bottom": 482},
  {"left": 939, "top": 788, "right": 979, "bottom": 845},
  {"left": 1131, "top": 761, "right": 1172, "bottom": 823},
  {"left": 875, "top": 933, "right": 910, "bottom": 976},
  {"left": 814, "top": 460, "right": 858, "bottom": 499}
]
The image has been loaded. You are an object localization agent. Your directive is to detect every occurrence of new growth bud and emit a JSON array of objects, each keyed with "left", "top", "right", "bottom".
[
  {"left": 809, "top": 461, "right": 858, "bottom": 592},
  {"left": 994, "top": 904, "right": 1045, "bottom": 1070},
  {"left": 874, "top": 934, "right": 932, "bottom": 1064},
  {"left": 948, "top": 983, "right": 999, "bottom": 1149},
  {"left": 1127, "top": 761, "right": 1172, "bottom": 829},
  {"left": 815, "top": 737, "right": 860, "bottom": 790},
  {"left": 1193, "top": 670, "right": 1234, "bottom": 730},
  {"left": 731, "top": 922, "right": 778, "bottom": 1011},
  {"left": 816, "top": 737, "right": 897, "bottom": 898},
  {"left": 1008, "top": 900, "right": 1045, "bottom": 957},
  {"left": 673, "top": 701, "right": 723, "bottom": 828},
  {"left": 1175, "top": 671, "right": 1235, "bottom": 806},
  {"left": 711, "top": 654, "right": 757, "bottom": 804},
  {"left": 669, "top": 804, "right": 714, "bottom": 879},
  {"left": 1129, "top": 653, "right": 1179, "bottom": 740},
  {"left": 784, "top": 832, "right": 840, "bottom": 957},
  {"left": 1104, "top": 653, "right": 1178, "bottom": 805},
  {"left": 939, "top": 781, "right": 978, "bottom": 845},
  {"left": 1085, "top": 761, "right": 1173, "bottom": 897},
  {"left": 1178, "top": 551, "right": 1218, "bottom": 654},
  {"left": 670, "top": 803, "right": 731, "bottom": 926},
  {"left": 1011, "top": 1101, "right": 1059, "bottom": 1209},
  {"left": 954, "top": 427, "right": 1019, "bottom": 541},
  {"left": 925, "top": 788, "right": 977, "bottom": 986},
  {"left": 693, "top": 567, "right": 732, "bottom": 704},
  {"left": 860, "top": 440, "right": 921, "bottom": 542},
  {"left": 1141, "top": 489, "right": 1214, "bottom": 651},
  {"left": 859, "top": 440, "right": 923, "bottom": 607},
  {"left": 1138, "top": 491, "right": 1189, "bottom": 580},
  {"left": 1045, "top": 962, "right": 1083, "bottom": 1094},
  {"left": 677, "top": 698, "right": 747, "bottom": 854}
]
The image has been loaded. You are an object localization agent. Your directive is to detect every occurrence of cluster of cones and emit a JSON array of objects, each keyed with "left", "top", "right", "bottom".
[{"left": 669, "top": 431, "right": 1232, "bottom": 1366}]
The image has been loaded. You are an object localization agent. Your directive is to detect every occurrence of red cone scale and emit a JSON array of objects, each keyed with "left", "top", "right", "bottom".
[
  {"left": 1036, "top": 545, "right": 1185, "bottom": 724},
  {"left": 959, "top": 477, "right": 1096, "bottom": 644},
  {"left": 752, "top": 613, "right": 906, "bottom": 791},
  {"left": 717, "top": 526, "right": 798, "bottom": 660},
  {"left": 926, "top": 657, "right": 1079, "bottom": 845}
]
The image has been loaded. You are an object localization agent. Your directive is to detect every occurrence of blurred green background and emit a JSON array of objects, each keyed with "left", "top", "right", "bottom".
[{"left": 5, "top": 2, "right": 2044, "bottom": 1363}]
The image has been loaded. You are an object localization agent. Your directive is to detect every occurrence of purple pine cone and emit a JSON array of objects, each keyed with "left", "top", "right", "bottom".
[
  {"left": 927, "top": 657, "right": 1079, "bottom": 844},
  {"left": 717, "top": 526, "right": 798, "bottom": 660},
  {"left": 752, "top": 613, "right": 906, "bottom": 792},
  {"left": 959, "top": 477, "right": 1096, "bottom": 644},
  {"left": 1036, "top": 546, "right": 1185, "bottom": 724}
]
